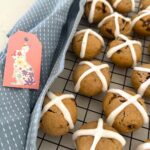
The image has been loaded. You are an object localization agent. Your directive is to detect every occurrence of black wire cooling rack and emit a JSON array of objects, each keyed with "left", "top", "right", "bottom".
[{"left": 37, "top": 0, "right": 150, "bottom": 149}]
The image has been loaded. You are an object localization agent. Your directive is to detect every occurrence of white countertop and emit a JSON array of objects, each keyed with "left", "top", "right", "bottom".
[{"left": 0, "top": 0, "right": 35, "bottom": 50}]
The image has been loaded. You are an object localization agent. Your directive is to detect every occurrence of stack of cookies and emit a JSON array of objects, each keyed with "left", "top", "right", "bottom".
[{"left": 40, "top": 0, "right": 150, "bottom": 150}]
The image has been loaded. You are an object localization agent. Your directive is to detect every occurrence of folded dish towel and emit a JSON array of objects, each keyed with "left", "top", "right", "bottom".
[{"left": 0, "top": 0, "right": 85, "bottom": 149}]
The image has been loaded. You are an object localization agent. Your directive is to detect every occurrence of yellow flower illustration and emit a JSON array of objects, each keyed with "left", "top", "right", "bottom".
[
  {"left": 16, "top": 58, "right": 25, "bottom": 67},
  {"left": 22, "top": 63, "right": 28, "bottom": 69}
]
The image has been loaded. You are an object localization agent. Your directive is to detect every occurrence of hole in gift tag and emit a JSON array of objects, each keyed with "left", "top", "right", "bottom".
[{"left": 24, "top": 37, "right": 29, "bottom": 42}]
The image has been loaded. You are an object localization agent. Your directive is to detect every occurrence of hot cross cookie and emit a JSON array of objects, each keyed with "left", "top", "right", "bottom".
[
  {"left": 132, "top": 6, "right": 150, "bottom": 36},
  {"left": 103, "top": 89, "right": 149, "bottom": 133},
  {"left": 98, "top": 12, "right": 131, "bottom": 38},
  {"left": 72, "top": 29, "right": 104, "bottom": 59},
  {"left": 40, "top": 92, "right": 77, "bottom": 136},
  {"left": 73, "top": 118, "right": 126, "bottom": 150},
  {"left": 109, "top": 0, "right": 135, "bottom": 13},
  {"left": 85, "top": 0, "right": 113, "bottom": 24},
  {"left": 131, "top": 64, "right": 150, "bottom": 98},
  {"left": 72, "top": 60, "right": 110, "bottom": 97},
  {"left": 107, "top": 34, "right": 142, "bottom": 68}
]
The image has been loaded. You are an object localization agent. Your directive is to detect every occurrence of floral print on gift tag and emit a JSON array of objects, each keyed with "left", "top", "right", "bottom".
[{"left": 11, "top": 44, "right": 35, "bottom": 86}]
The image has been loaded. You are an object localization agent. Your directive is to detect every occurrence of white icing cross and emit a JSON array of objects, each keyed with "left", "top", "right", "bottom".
[
  {"left": 86, "top": 0, "right": 113, "bottom": 23},
  {"left": 75, "top": 29, "right": 104, "bottom": 58},
  {"left": 136, "top": 143, "right": 150, "bottom": 150},
  {"left": 134, "top": 66, "right": 150, "bottom": 96},
  {"left": 107, "top": 89, "right": 149, "bottom": 126},
  {"left": 107, "top": 34, "right": 141, "bottom": 66},
  {"left": 74, "top": 61, "right": 109, "bottom": 92},
  {"left": 132, "top": 6, "right": 150, "bottom": 28},
  {"left": 113, "top": 0, "right": 135, "bottom": 11},
  {"left": 73, "top": 118, "right": 126, "bottom": 150},
  {"left": 41, "top": 92, "right": 75, "bottom": 129},
  {"left": 98, "top": 12, "right": 131, "bottom": 37}
]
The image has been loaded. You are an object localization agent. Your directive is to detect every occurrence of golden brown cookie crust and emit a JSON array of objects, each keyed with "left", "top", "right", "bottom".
[
  {"left": 110, "top": 0, "right": 133, "bottom": 13},
  {"left": 40, "top": 93, "right": 77, "bottom": 136},
  {"left": 140, "top": 0, "right": 150, "bottom": 10},
  {"left": 85, "top": 1, "right": 112, "bottom": 23},
  {"left": 132, "top": 15, "right": 150, "bottom": 36},
  {"left": 72, "top": 32, "right": 103, "bottom": 59},
  {"left": 75, "top": 121, "right": 123, "bottom": 150},
  {"left": 99, "top": 17, "right": 131, "bottom": 38},
  {"left": 103, "top": 90, "right": 147, "bottom": 133},
  {"left": 108, "top": 37, "right": 142, "bottom": 68},
  {"left": 131, "top": 64, "right": 150, "bottom": 97},
  {"left": 72, "top": 60, "right": 110, "bottom": 97}
]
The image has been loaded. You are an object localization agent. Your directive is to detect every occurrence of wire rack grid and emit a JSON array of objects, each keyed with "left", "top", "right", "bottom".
[{"left": 37, "top": 0, "right": 150, "bottom": 149}]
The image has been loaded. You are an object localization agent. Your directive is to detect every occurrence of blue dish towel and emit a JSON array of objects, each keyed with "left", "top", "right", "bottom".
[{"left": 0, "top": 0, "right": 86, "bottom": 149}]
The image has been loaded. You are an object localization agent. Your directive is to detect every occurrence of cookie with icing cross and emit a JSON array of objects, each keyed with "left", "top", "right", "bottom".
[
  {"left": 109, "top": 0, "right": 135, "bottom": 14},
  {"left": 72, "top": 60, "right": 110, "bottom": 97},
  {"left": 98, "top": 12, "right": 132, "bottom": 38},
  {"left": 132, "top": 6, "right": 150, "bottom": 36},
  {"left": 72, "top": 29, "right": 104, "bottom": 59},
  {"left": 103, "top": 89, "right": 149, "bottom": 133},
  {"left": 131, "top": 64, "right": 150, "bottom": 98},
  {"left": 85, "top": 0, "right": 113, "bottom": 24},
  {"left": 107, "top": 34, "right": 142, "bottom": 68},
  {"left": 136, "top": 139, "right": 150, "bottom": 150},
  {"left": 140, "top": 0, "right": 150, "bottom": 10},
  {"left": 40, "top": 92, "right": 77, "bottom": 136},
  {"left": 73, "top": 118, "right": 126, "bottom": 150}
]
